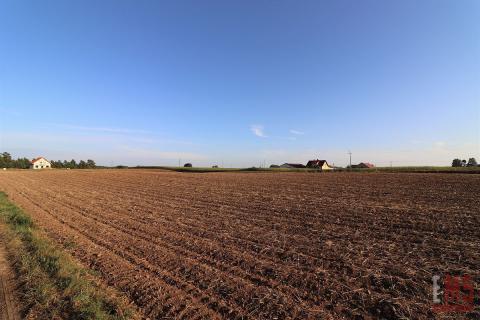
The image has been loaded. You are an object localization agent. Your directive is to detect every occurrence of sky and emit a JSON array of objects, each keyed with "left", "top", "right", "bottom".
[{"left": 0, "top": 0, "right": 479, "bottom": 167}]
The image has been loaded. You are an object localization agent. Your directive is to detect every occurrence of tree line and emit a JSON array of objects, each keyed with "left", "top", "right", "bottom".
[
  {"left": 1, "top": 152, "right": 96, "bottom": 169},
  {"left": 50, "top": 159, "right": 96, "bottom": 169},
  {"left": 0, "top": 152, "right": 31, "bottom": 168},
  {"left": 452, "top": 158, "right": 477, "bottom": 167}
]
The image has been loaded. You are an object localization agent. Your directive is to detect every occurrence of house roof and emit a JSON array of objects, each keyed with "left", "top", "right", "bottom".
[
  {"left": 307, "top": 159, "right": 330, "bottom": 167},
  {"left": 31, "top": 157, "right": 49, "bottom": 164},
  {"left": 360, "top": 162, "right": 375, "bottom": 168}
]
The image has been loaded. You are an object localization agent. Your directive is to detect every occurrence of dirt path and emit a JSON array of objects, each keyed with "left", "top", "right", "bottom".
[{"left": 0, "top": 227, "right": 20, "bottom": 320}]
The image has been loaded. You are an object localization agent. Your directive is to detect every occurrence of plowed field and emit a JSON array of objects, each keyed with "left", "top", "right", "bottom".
[{"left": 0, "top": 170, "right": 478, "bottom": 319}]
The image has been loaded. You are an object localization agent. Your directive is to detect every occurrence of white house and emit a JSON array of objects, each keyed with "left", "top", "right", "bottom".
[
  {"left": 30, "top": 157, "right": 52, "bottom": 169},
  {"left": 306, "top": 159, "right": 334, "bottom": 170}
]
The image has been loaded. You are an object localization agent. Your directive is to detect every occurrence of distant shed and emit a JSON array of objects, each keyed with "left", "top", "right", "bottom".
[{"left": 351, "top": 162, "right": 375, "bottom": 169}]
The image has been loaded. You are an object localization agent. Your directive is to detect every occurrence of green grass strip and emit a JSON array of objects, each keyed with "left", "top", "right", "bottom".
[{"left": 0, "top": 191, "right": 138, "bottom": 320}]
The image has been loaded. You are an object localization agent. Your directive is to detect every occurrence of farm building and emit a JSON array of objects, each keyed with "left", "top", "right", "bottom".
[
  {"left": 351, "top": 162, "right": 375, "bottom": 169},
  {"left": 306, "top": 159, "right": 333, "bottom": 170},
  {"left": 280, "top": 163, "right": 306, "bottom": 169},
  {"left": 30, "top": 157, "right": 52, "bottom": 169}
]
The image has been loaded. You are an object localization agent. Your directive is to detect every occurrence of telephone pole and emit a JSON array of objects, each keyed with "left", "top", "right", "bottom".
[{"left": 348, "top": 150, "right": 352, "bottom": 168}]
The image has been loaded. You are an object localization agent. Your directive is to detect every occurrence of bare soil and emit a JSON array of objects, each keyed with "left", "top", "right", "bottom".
[
  {"left": 0, "top": 169, "right": 478, "bottom": 319},
  {"left": 0, "top": 225, "right": 20, "bottom": 320}
]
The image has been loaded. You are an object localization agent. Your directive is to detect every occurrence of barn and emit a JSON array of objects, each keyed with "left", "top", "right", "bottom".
[
  {"left": 306, "top": 159, "right": 333, "bottom": 170},
  {"left": 30, "top": 157, "right": 52, "bottom": 169},
  {"left": 351, "top": 162, "right": 375, "bottom": 169}
]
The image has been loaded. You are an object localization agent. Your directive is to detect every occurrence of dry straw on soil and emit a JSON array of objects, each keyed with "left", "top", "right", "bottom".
[{"left": 0, "top": 169, "right": 479, "bottom": 319}]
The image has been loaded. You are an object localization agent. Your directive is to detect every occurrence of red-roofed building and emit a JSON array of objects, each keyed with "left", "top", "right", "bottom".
[
  {"left": 306, "top": 159, "right": 333, "bottom": 170},
  {"left": 351, "top": 162, "right": 375, "bottom": 169},
  {"left": 30, "top": 157, "right": 51, "bottom": 169}
]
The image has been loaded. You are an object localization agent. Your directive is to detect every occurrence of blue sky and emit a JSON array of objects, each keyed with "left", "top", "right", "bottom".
[{"left": 0, "top": 0, "right": 478, "bottom": 167}]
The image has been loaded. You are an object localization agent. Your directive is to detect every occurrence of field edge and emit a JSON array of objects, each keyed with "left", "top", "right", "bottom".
[
  {"left": 0, "top": 191, "right": 141, "bottom": 320},
  {"left": 133, "top": 165, "right": 480, "bottom": 174}
]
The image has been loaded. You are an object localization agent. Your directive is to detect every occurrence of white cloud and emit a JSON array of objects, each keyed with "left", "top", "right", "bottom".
[
  {"left": 250, "top": 125, "right": 267, "bottom": 138},
  {"left": 289, "top": 129, "right": 304, "bottom": 135},
  {"left": 0, "top": 107, "right": 22, "bottom": 117},
  {"left": 55, "top": 123, "right": 149, "bottom": 134},
  {"left": 433, "top": 141, "right": 446, "bottom": 148}
]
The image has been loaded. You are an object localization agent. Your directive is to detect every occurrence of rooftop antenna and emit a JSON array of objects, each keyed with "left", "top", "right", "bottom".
[{"left": 348, "top": 150, "right": 352, "bottom": 168}]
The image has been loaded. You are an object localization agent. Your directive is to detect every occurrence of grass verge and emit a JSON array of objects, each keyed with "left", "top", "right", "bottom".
[{"left": 0, "top": 191, "right": 139, "bottom": 320}]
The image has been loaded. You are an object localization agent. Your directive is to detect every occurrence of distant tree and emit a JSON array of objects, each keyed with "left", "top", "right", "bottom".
[
  {"left": 462, "top": 159, "right": 467, "bottom": 167},
  {"left": 467, "top": 158, "right": 477, "bottom": 167},
  {"left": 69, "top": 159, "right": 77, "bottom": 169},
  {"left": 78, "top": 160, "right": 87, "bottom": 169},
  {"left": 184, "top": 163, "right": 192, "bottom": 167},
  {"left": 1, "top": 152, "right": 12, "bottom": 168},
  {"left": 452, "top": 159, "right": 463, "bottom": 167},
  {"left": 0, "top": 152, "right": 98, "bottom": 169},
  {"left": 86, "top": 159, "right": 96, "bottom": 168},
  {"left": 2, "top": 152, "right": 12, "bottom": 162},
  {"left": 15, "top": 157, "right": 31, "bottom": 169}
]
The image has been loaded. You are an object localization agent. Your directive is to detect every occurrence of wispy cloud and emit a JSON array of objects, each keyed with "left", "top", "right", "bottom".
[
  {"left": 54, "top": 123, "right": 149, "bottom": 134},
  {"left": 117, "top": 146, "right": 207, "bottom": 161},
  {"left": 289, "top": 129, "right": 304, "bottom": 135},
  {"left": 0, "top": 107, "right": 22, "bottom": 117},
  {"left": 250, "top": 125, "right": 267, "bottom": 138}
]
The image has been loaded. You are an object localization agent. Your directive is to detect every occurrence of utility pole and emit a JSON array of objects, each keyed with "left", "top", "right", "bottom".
[{"left": 348, "top": 150, "right": 352, "bottom": 168}]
